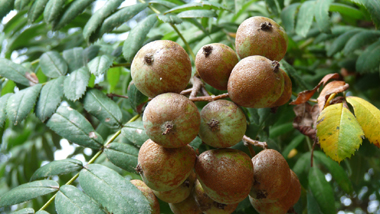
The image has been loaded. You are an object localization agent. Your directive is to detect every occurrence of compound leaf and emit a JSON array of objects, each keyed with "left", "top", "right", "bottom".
[
  {"left": 63, "top": 67, "right": 90, "bottom": 101},
  {"left": 327, "top": 29, "right": 361, "bottom": 56},
  {"left": 52, "top": 0, "right": 94, "bottom": 30},
  {"left": 121, "top": 121, "right": 149, "bottom": 147},
  {"left": 39, "top": 51, "right": 68, "bottom": 78},
  {"left": 316, "top": 103, "right": 364, "bottom": 162},
  {"left": 44, "top": 0, "right": 66, "bottom": 23},
  {"left": 15, "top": 0, "right": 31, "bottom": 10},
  {"left": 127, "top": 83, "right": 148, "bottom": 114},
  {"left": 0, "top": 93, "right": 12, "bottom": 127},
  {"left": 281, "top": 3, "right": 301, "bottom": 33},
  {"left": 314, "top": 0, "right": 333, "bottom": 33},
  {"left": 11, "top": 208, "right": 34, "bottom": 214},
  {"left": 308, "top": 167, "right": 336, "bottom": 214},
  {"left": 343, "top": 31, "right": 380, "bottom": 55},
  {"left": 28, "top": 0, "right": 50, "bottom": 23},
  {"left": 165, "top": 1, "right": 227, "bottom": 14},
  {"left": 351, "top": 0, "right": 380, "bottom": 28},
  {"left": 63, "top": 47, "right": 84, "bottom": 73},
  {"left": 0, "top": 58, "right": 31, "bottom": 86},
  {"left": 88, "top": 55, "right": 113, "bottom": 76},
  {"left": 0, "top": 1, "right": 14, "bottom": 21},
  {"left": 177, "top": 10, "right": 216, "bottom": 18},
  {"left": 30, "top": 159, "right": 83, "bottom": 181},
  {"left": 157, "top": 14, "right": 183, "bottom": 24},
  {"left": 355, "top": 39, "right": 380, "bottom": 73},
  {"left": 105, "top": 143, "right": 139, "bottom": 172},
  {"left": 295, "top": 1, "right": 315, "bottom": 37},
  {"left": 36, "top": 210, "right": 50, "bottom": 214}
]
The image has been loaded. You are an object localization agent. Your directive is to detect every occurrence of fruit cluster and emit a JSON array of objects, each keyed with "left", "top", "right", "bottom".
[{"left": 129, "top": 16, "right": 300, "bottom": 214}]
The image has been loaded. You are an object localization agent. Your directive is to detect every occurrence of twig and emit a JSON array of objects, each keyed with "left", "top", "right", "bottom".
[
  {"left": 242, "top": 135, "right": 267, "bottom": 149},
  {"left": 189, "top": 76, "right": 203, "bottom": 99},
  {"left": 189, "top": 93, "right": 229, "bottom": 102},
  {"left": 107, "top": 93, "right": 128, "bottom": 99},
  {"left": 243, "top": 141, "right": 256, "bottom": 158},
  {"left": 311, "top": 140, "right": 316, "bottom": 167},
  {"left": 201, "top": 86, "right": 210, "bottom": 96},
  {"left": 180, "top": 88, "right": 193, "bottom": 95}
]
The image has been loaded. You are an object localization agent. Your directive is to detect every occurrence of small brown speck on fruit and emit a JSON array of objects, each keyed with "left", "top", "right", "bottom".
[{"left": 203, "top": 45, "right": 213, "bottom": 57}]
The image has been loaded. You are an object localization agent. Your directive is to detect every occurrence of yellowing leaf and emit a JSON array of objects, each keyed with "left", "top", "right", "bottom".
[
  {"left": 347, "top": 96, "right": 380, "bottom": 147},
  {"left": 316, "top": 103, "right": 364, "bottom": 162}
]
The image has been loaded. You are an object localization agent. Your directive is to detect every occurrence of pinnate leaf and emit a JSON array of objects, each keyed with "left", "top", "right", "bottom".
[
  {"left": 44, "top": 0, "right": 66, "bottom": 23},
  {"left": 30, "top": 159, "right": 83, "bottom": 181},
  {"left": 165, "top": 1, "right": 227, "bottom": 14},
  {"left": 127, "top": 82, "right": 148, "bottom": 114},
  {"left": 52, "top": 0, "right": 94, "bottom": 30},
  {"left": 63, "top": 67, "right": 90, "bottom": 101},
  {"left": 343, "top": 31, "right": 380, "bottom": 55},
  {"left": 121, "top": 121, "right": 149, "bottom": 147},
  {"left": 327, "top": 29, "right": 361, "bottom": 56},
  {"left": 308, "top": 167, "right": 336, "bottom": 214},
  {"left": 0, "top": 1, "right": 14, "bottom": 21},
  {"left": 351, "top": 0, "right": 380, "bottom": 28},
  {"left": 11, "top": 208, "right": 34, "bottom": 214},
  {"left": 355, "top": 39, "right": 380, "bottom": 73},
  {"left": 39, "top": 51, "right": 68, "bottom": 78},
  {"left": 0, "top": 58, "right": 31, "bottom": 86},
  {"left": 158, "top": 14, "right": 183, "bottom": 24},
  {"left": 177, "top": 10, "right": 216, "bottom": 18},
  {"left": 316, "top": 103, "right": 364, "bottom": 162},
  {"left": 0, "top": 93, "right": 12, "bottom": 127},
  {"left": 281, "top": 3, "right": 301, "bottom": 33},
  {"left": 62, "top": 47, "right": 84, "bottom": 73},
  {"left": 88, "top": 55, "right": 113, "bottom": 76},
  {"left": 295, "top": 1, "right": 315, "bottom": 37},
  {"left": 15, "top": 0, "right": 31, "bottom": 10},
  {"left": 314, "top": 0, "right": 333, "bottom": 33},
  {"left": 28, "top": 0, "right": 50, "bottom": 23},
  {"left": 105, "top": 143, "right": 139, "bottom": 172}
]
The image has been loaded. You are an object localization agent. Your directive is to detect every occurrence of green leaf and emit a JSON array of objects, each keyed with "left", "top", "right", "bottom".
[
  {"left": 177, "top": 10, "right": 216, "bottom": 18},
  {"left": 63, "top": 67, "right": 90, "bottom": 101},
  {"left": 88, "top": 55, "right": 113, "bottom": 76},
  {"left": 314, "top": 0, "right": 333, "bottom": 34},
  {"left": 356, "top": 39, "right": 380, "bottom": 73},
  {"left": 316, "top": 103, "right": 364, "bottom": 162},
  {"left": 282, "top": 134, "right": 305, "bottom": 159},
  {"left": 44, "top": 0, "right": 66, "bottom": 23},
  {"left": 104, "top": 143, "right": 139, "bottom": 172},
  {"left": 295, "top": 1, "right": 315, "bottom": 37},
  {"left": 39, "top": 51, "right": 68, "bottom": 78},
  {"left": 55, "top": 185, "right": 106, "bottom": 214},
  {"left": 127, "top": 83, "right": 148, "bottom": 113},
  {"left": 327, "top": 29, "right": 361, "bottom": 56},
  {"left": 6, "top": 84, "right": 42, "bottom": 126},
  {"left": 293, "top": 152, "right": 311, "bottom": 187},
  {"left": 313, "top": 151, "right": 353, "bottom": 194},
  {"left": 28, "top": 0, "right": 50, "bottom": 23},
  {"left": 0, "top": 180, "right": 59, "bottom": 207},
  {"left": 0, "top": 0, "right": 14, "bottom": 21},
  {"left": 307, "top": 190, "right": 323, "bottom": 214},
  {"left": 343, "top": 31, "right": 380, "bottom": 55},
  {"left": 189, "top": 136, "right": 202, "bottom": 150},
  {"left": 11, "top": 208, "right": 35, "bottom": 214},
  {"left": 308, "top": 167, "right": 336, "bottom": 214},
  {"left": 351, "top": 0, "right": 380, "bottom": 28},
  {"left": 280, "top": 60, "right": 309, "bottom": 90},
  {"left": 96, "top": 3, "right": 148, "bottom": 39},
  {"left": 121, "top": 121, "right": 149, "bottom": 147},
  {"left": 52, "top": 0, "right": 94, "bottom": 30},
  {"left": 30, "top": 159, "right": 83, "bottom": 181},
  {"left": 281, "top": 3, "right": 301, "bottom": 33},
  {"left": 15, "top": 0, "right": 31, "bottom": 10},
  {"left": 62, "top": 47, "right": 84, "bottom": 73},
  {"left": 149, "top": 0, "right": 177, "bottom": 8},
  {"left": 0, "top": 58, "right": 31, "bottom": 86},
  {"left": 0, "top": 93, "right": 12, "bottom": 127},
  {"left": 47, "top": 105, "right": 104, "bottom": 149},
  {"left": 35, "top": 76, "right": 65, "bottom": 122},
  {"left": 78, "top": 164, "right": 151, "bottom": 214},
  {"left": 164, "top": 1, "right": 227, "bottom": 14},
  {"left": 83, "top": 89, "right": 122, "bottom": 128},
  {"left": 123, "top": 14, "right": 158, "bottom": 63},
  {"left": 106, "top": 67, "right": 121, "bottom": 93},
  {"left": 269, "top": 122, "right": 293, "bottom": 138},
  {"left": 36, "top": 211, "right": 50, "bottom": 214},
  {"left": 329, "top": 3, "right": 366, "bottom": 20},
  {"left": 157, "top": 14, "right": 183, "bottom": 24},
  {"left": 83, "top": 0, "right": 124, "bottom": 42},
  {"left": 265, "top": 0, "right": 281, "bottom": 15}
]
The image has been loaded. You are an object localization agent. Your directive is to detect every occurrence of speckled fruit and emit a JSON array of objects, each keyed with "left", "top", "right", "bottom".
[
  {"left": 250, "top": 149, "right": 291, "bottom": 202},
  {"left": 143, "top": 93, "right": 201, "bottom": 148},
  {"left": 195, "top": 43, "right": 239, "bottom": 90},
  {"left": 169, "top": 194, "right": 203, "bottom": 214},
  {"left": 270, "top": 69, "right": 292, "bottom": 107},
  {"left": 193, "top": 179, "right": 239, "bottom": 214},
  {"left": 195, "top": 148, "right": 254, "bottom": 204},
  {"left": 199, "top": 100, "right": 247, "bottom": 148},
  {"left": 249, "top": 170, "right": 301, "bottom": 214},
  {"left": 152, "top": 170, "right": 197, "bottom": 203},
  {"left": 130, "top": 180, "right": 160, "bottom": 214},
  {"left": 227, "top": 56, "right": 284, "bottom": 108},
  {"left": 137, "top": 139, "right": 196, "bottom": 191},
  {"left": 131, "top": 40, "right": 191, "bottom": 97},
  {"left": 236, "top": 16, "right": 288, "bottom": 61}
]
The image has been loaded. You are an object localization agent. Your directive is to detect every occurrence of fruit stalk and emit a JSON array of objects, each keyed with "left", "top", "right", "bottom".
[{"left": 242, "top": 135, "right": 268, "bottom": 149}]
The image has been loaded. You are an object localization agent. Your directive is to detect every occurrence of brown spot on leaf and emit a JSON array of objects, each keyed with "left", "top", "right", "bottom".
[{"left": 89, "top": 132, "right": 97, "bottom": 139}]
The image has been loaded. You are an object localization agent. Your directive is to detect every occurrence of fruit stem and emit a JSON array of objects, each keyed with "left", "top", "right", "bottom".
[
  {"left": 242, "top": 135, "right": 267, "bottom": 149},
  {"left": 189, "top": 93, "right": 229, "bottom": 102},
  {"left": 189, "top": 76, "right": 203, "bottom": 99},
  {"left": 244, "top": 142, "right": 256, "bottom": 158}
]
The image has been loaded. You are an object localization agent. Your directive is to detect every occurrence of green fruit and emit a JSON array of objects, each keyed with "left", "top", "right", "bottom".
[
  {"left": 195, "top": 43, "right": 239, "bottom": 90},
  {"left": 269, "top": 69, "right": 292, "bottom": 107},
  {"left": 250, "top": 149, "right": 291, "bottom": 202},
  {"left": 227, "top": 55, "right": 284, "bottom": 108},
  {"left": 152, "top": 170, "right": 197, "bottom": 204},
  {"left": 199, "top": 100, "right": 247, "bottom": 148},
  {"left": 235, "top": 16, "right": 288, "bottom": 61},
  {"left": 130, "top": 180, "right": 160, "bottom": 214},
  {"left": 194, "top": 148, "right": 254, "bottom": 204},
  {"left": 137, "top": 139, "right": 196, "bottom": 191},
  {"left": 143, "top": 93, "right": 201, "bottom": 148},
  {"left": 131, "top": 40, "right": 191, "bottom": 97},
  {"left": 193, "top": 179, "right": 239, "bottom": 214},
  {"left": 169, "top": 194, "right": 203, "bottom": 214}
]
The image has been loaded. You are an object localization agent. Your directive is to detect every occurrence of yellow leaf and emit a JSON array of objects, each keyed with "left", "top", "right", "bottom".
[
  {"left": 347, "top": 96, "right": 380, "bottom": 147},
  {"left": 316, "top": 103, "right": 364, "bottom": 162}
]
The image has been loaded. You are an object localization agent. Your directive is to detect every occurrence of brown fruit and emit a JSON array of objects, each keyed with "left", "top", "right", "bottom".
[
  {"left": 227, "top": 56, "right": 284, "bottom": 108},
  {"left": 193, "top": 179, "right": 239, "bottom": 214},
  {"left": 137, "top": 139, "right": 196, "bottom": 191},
  {"left": 152, "top": 170, "right": 197, "bottom": 203},
  {"left": 143, "top": 93, "right": 201, "bottom": 148},
  {"left": 131, "top": 40, "right": 191, "bottom": 97},
  {"left": 195, "top": 148, "right": 254, "bottom": 204},
  {"left": 250, "top": 149, "right": 291, "bottom": 202},
  {"left": 130, "top": 180, "right": 160, "bottom": 214},
  {"left": 169, "top": 194, "right": 203, "bottom": 214},
  {"left": 195, "top": 43, "right": 239, "bottom": 90},
  {"left": 270, "top": 69, "right": 292, "bottom": 107},
  {"left": 235, "top": 16, "right": 288, "bottom": 61}
]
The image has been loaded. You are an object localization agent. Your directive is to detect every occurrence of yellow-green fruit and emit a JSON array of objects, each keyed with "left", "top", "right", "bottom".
[
  {"left": 152, "top": 170, "right": 197, "bottom": 203},
  {"left": 195, "top": 43, "right": 239, "bottom": 90},
  {"left": 131, "top": 40, "right": 191, "bottom": 97},
  {"left": 130, "top": 180, "right": 160, "bottom": 214},
  {"left": 270, "top": 69, "right": 292, "bottom": 107},
  {"left": 199, "top": 100, "right": 247, "bottom": 148},
  {"left": 137, "top": 139, "right": 196, "bottom": 191},
  {"left": 193, "top": 179, "right": 238, "bottom": 214},
  {"left": 227, "top": 56, "right": 284, "bottom": 108},
  {"left": 236, "top": 16, "right": 288, "bottom": 61},
  {"left": 169, "top": 195, "right": 202, "bottom": 214}
]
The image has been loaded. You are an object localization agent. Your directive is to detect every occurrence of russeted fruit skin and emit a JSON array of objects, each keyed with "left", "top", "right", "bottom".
[
  {"left": 235, "top": 16, "right": 288, "bottom": 61},
  {"left": 137, "top": 139, "right": 196, "bottom": 191},
  {"left": 249, "top": 170, "right": 301, "bottom": 214},
  {"left": 130, "top": 180, "right": 160, "bottom": 214},
  {"left": 169, "top": 194, "right": 203, "bottom": 214},
  {"left": 152, "top": 170, "right": 197, "bottom": 203},
  {"left": 270, "top": 69, "right": 292, "bottom": 107},
  {"left": 131, "top": 40, "right": 191, "bottom": 97},
  {"left": 227, "top": 56, "right": 284, "bottom": 108},
  {"left": 250, "top": 149, "right": 291, "bottom": 202},
  {"left": 195, "top": 148, "right": 254, "bottom": 204},
  {"left": 193, "top": 179, "right": 238, "bottom": 214},
  {"left": 199, "top": 100, "right": 247, "bottom": 148},
  {"left": 143, "top": 93, "right": 201, "bottom": 148},
  {"left": 195, "top": 43, "right": 239, "bottom": 90}
]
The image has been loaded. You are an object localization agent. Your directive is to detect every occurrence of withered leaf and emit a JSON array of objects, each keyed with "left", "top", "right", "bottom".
[{"left": 317, "top": 81, "right": 349, "bottom": 111}]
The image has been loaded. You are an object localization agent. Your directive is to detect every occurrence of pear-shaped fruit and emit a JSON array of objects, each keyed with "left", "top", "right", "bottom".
[
  {"left": 169, "top": 194, "right": 202, "bottom": 214},
  {"left": 130, "top": 180, "right": 160, "bottom": 214}
]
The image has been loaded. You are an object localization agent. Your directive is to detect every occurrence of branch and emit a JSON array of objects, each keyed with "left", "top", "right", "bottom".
[
  {"left": 242, "top": 135, "right": 268, "bottom": 150},
  {"left": 189, "top": 93, "right": 229, "bottom": 102}
]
